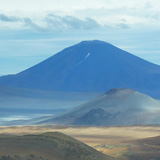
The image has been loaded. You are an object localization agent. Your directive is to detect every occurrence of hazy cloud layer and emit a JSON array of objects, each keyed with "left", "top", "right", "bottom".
[
  {"left": 0, "top": 0, "right": 159, "bottom": 31},
  {"left": 0, "top": 13, "right": 104, "bottom": 31},
  {"left": 0, "top": 14, "right": 20, "bottom": 22},
  {"left": 1, "top": 1, "right": 160, "bottom": 31},
  {"left": 45, "top": 14, "right": 101, "bottom": 31}
]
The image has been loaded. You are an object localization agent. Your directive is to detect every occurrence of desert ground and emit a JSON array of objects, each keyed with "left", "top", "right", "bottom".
[{"left": 1, "top": 125, "right": 160, "bottom": 159}]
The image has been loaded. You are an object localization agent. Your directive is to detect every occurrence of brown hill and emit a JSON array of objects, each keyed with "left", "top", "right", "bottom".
[{"left": 0, "top": 132, "right": 114, "bottom": 160}]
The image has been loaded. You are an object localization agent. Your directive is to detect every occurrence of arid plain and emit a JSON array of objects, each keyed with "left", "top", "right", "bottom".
[{"left": 1, "top": 125, "right": 160, "bottom": 160}]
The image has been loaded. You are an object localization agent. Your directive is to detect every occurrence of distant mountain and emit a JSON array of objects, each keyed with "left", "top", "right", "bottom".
[
  {"left": 39, "top": 88, "right": 160, "bottom": 126},
  {"left": 0, "top": 40, "right": 160, "bottom": 98},
  {"left": 0, "top": 132, "right": 113, "bottom": 160}
]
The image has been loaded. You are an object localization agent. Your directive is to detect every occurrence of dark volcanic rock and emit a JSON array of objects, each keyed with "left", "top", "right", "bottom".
[{"left": 73, "top": 108, "right": 112, "bottom": 125}]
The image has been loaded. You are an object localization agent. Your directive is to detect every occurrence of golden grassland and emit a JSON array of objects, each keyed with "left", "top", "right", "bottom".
[
  {"left": 0, "top": 125, "right": 160, "bottom": 144},
  {"left": 1, "top": 125, "right": 160, "bottom": 159}
]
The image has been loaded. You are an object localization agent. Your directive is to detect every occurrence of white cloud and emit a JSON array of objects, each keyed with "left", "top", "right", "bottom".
[
  {"left": 0, "top": 0, "right": 159, "bottom": 11},
  {"left": 0, "top": 0, "right": 159, "bottom": 31},
  {"left": 0, "top": 13, "right": 102, "bottom": 31}
]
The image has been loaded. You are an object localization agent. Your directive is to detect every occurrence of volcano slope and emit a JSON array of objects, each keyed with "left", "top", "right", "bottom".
[{"left": 38, "top": 88, "right": 160, "bottom": 126}]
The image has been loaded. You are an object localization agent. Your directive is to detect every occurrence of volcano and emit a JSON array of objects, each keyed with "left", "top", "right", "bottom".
[
  {"left": 0, "top": 40, "right": 160, "bottom": 98},
  {"left": 38, "top": 88, "right": 160, "bottom": 126}
]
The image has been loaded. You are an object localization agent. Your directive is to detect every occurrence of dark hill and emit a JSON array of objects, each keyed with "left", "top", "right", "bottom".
[
  {"left": 0, "top": 132, "right": 113, "bottom": 160},
  {"left": 0, "top": 154, "right": 46, "bottom": 160}
]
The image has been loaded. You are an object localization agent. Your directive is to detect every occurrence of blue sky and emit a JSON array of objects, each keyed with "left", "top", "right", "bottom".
[{"left": 0, "top": 0, "right": 160, "bottom": 75}]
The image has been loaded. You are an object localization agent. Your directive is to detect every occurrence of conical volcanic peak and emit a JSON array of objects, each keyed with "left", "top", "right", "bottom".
[
  {"left": 77, "top": 40, "right": 113, "bottom": 46},
  {"left": 72, "top": 40, "right": 125, "bottom": 57},
  {"left": 0, "top": 40, "right": 160, "bottom": 98}
]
